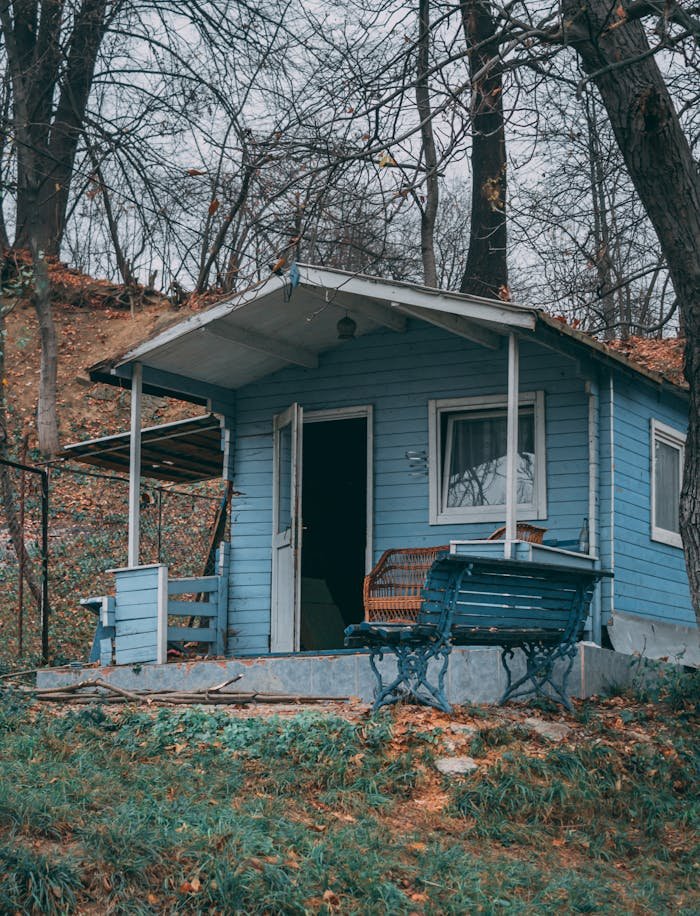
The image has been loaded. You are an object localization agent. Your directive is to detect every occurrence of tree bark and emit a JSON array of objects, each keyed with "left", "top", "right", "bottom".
[
  {"left": 6, "top": 0, "right": 110, "bottom": 255},
  {"left": 415, "top": 0, "right": 439, "bottom": 288},
  {"left": 459, "top": 0, "right": 508, "bottom": 299},
  {"left": 562, "top": 0, "right": 700, "bottom": 623},
  {"left": 29, "top": 241, "right": 60, "bottom": 456}
]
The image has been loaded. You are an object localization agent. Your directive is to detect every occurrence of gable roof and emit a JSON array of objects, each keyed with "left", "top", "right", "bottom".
[{"left": 88, "top": 264, "right": 687, "bottom": 401}]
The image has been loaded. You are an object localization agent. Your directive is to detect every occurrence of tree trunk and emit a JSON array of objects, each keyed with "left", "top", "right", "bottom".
[
  {"left": 9, "top": 0, "right": 109, "bottom": 255},
  {"left": 459, "top": 0, "right": 508, "bottom": 299},
  {"left": 415, "top": 0, "right": 439, "bottom": 288},
  {"left": 562, "top": 0, "right": 700, "bottom": 623},
  {"left": 584, "top": 92, "right": 617, "bottom": 337},
  {"left": 30, "top": 241, "right": 60, "bottom": 456}
]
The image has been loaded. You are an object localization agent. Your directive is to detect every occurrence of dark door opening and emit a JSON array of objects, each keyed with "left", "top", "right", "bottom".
[{"left": 300, "top": 416, "right": 367, "bottom": 650}]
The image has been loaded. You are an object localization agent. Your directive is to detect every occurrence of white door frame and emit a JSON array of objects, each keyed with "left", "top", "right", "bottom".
[
  {"left": 271, "top": 402, "right": 303, "bottom": 652},
  {"left": 303, "top": 405, "right": 374, "bottom": 573}
]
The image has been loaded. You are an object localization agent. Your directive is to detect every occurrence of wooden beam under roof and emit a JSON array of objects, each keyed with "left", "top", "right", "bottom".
[
  {"left": 392, "top": 302, "right": 502, "bottom": 350},
  {"left": 203, "top": 322, "right": 319, "bottom": 369}
]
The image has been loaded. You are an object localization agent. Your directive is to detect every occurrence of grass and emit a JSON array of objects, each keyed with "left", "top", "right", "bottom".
[{"left": 0, "top": 678, "right": 698, "bottom": 914}]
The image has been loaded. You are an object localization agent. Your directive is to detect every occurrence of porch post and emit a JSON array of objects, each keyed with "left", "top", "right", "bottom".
[
  {"left": 504, "top": 333, "right": 519, "bottom": 559},
  {"left": 127, "top": 362, "right": 142, "bottom": 567}
]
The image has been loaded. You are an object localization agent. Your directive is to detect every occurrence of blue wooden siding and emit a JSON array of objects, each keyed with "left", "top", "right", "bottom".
[
  {"left": 228, "top": 322, "right": 592, "bottom": 655},
  {"left": 113, "top": 565, "right": 164, "bottom": 664},
  {"left": 611, "top": 374, "right": 692, "bottom": 626}
]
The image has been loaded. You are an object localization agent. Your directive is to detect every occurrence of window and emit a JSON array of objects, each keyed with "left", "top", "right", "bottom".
[
  {"left": 428, "top": 393, "right": 547, "bottom": 525},
  {"left": 651, "top": 419, "right": 685, "bottom": 548}
]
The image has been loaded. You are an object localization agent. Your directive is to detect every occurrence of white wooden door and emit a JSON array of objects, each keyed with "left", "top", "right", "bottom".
[{"left": 271, "top": 402, "right": 303, "bottom": 652}]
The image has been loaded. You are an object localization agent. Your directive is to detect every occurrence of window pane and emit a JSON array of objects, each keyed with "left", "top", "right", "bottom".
[
  {"left": 445, "top": 409, "right": 535, "bottom": 508},
  {"left": 655, "top": 439, "right": 680, "bottom": 533},
  {"left": 277, "top": 422, "right": 292, "bottom": 530}
]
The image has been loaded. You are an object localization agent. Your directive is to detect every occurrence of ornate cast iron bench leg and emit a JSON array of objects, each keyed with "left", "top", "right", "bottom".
[
  {"left": 369, "top": 639, "right": 453, "bottom": 714},
  {"left": 500, "top": 641, "right": 577, "bottom": 711}
]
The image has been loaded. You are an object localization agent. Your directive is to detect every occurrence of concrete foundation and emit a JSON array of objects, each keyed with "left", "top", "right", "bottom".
[{"left": 37, "top": 642, "right": 652, "bottom": 704}]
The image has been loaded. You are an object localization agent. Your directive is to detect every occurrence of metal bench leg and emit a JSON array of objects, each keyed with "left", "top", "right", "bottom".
[
  {"left": 369, "top": 641, "right": 452, "bottom": 714},
  {"left": 500, "top": 641, "right": 577, "bottom": 711}
]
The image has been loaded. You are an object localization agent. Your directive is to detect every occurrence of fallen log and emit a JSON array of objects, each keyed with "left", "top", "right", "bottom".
[
  {"left": 31, "top": 685, "right": 349, "bottom": 705},
  {"left": 13, "top": 672, "right": 348, "bottom": 706}
]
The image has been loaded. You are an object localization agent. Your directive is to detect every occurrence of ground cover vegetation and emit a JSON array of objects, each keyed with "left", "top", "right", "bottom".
[{"left": 0, "top": 669, "right": 697, "bottom": 915}]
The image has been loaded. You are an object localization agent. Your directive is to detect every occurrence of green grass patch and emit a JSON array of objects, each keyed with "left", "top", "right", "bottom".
[{"left": 0, "top": 690, "right": 697, "bottom": 913}]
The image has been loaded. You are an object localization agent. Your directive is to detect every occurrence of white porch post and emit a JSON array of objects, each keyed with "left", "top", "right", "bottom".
[
  {"left": 127, "top": 362, "right": 142, "bottom": 567},
  {"left": 504, "top": 333, "right": 519, "bottom": 559}
]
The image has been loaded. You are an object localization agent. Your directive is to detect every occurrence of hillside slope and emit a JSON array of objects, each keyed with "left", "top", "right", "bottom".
[{"left": 1, "top": 266, "right": 223, "bottom": 668}]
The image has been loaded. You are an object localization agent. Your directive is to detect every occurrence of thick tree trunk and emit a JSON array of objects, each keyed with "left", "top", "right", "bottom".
[
  {"left": 10, "top": 0, "right": 109, "bottom": 255},
  {"left": 416, "top": 0, "right": 439, "bottom": 288},
  {"left": 459, "top": 0, "right": 508, "bottom": 299},
  {"left": 562, "top": 0, "right": 700, "bottom": 623}
]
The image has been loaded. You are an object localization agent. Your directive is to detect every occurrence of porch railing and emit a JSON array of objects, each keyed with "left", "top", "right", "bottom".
[
  {"left": 102, "top": 543, "right": 229, "bottom": 666},
  {"left": 167, "top": 573, "right": 227, "bottom": 655}
]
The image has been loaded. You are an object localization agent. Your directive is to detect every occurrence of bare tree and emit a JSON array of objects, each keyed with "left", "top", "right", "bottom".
[{"left": 460, "top": 0, "right": 508, "bottom": 299}]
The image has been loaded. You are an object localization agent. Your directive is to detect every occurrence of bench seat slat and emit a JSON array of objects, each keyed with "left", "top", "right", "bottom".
[
  {"left": 451, "top": 611, "right": 571, "bottom": 627},
  {"left": 452, "top": 599, "right": 574, "bottom": 618}
]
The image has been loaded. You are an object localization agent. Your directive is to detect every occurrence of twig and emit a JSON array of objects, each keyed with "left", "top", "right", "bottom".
[{"left": 0, "top": 668, "right": 40, "bottom": 680}]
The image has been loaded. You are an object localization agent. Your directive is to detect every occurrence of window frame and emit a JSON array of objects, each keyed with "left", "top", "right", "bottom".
[
  {"left": 428, "top": 391, "right": 547, "bottom": 526},
  {"left": 650, "top": 418, "right": 686, "bottom": 549}
]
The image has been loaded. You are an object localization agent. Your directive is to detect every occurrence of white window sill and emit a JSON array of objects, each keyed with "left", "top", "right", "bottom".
[
  {"left": 430, "top": 506, "right": 543, "bottom": 526},
  {"left": 651, "top": 527, "right": 683, "bottom": 549}
]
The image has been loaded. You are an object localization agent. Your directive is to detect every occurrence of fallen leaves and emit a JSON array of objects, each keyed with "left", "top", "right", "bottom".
[
  {"left": 322, "top": 889, "right": 341, "bottom": 908},
  {"left": 605, "top": 336, "right": 685, "bottom": 387},
  {"left": 179, "top": 876, "right": 201, "bottom": 893}
]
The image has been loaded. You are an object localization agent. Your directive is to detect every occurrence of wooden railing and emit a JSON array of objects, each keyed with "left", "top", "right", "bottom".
[
  {"left": 167, "top": 573, "right": 227, "bottom": 655},
  {"left": 104, "top": 543, "right": 230, "bottom": 665}
]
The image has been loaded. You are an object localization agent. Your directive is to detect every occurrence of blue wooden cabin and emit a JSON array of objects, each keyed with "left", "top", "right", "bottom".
[{"left": 73, "top": 265, "right": 697, "bottom": 669}]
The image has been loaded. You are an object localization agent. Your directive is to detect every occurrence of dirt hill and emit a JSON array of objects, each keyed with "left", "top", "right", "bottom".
[{"left": 1, "top": 263, "right": 226, "bottom": 668}]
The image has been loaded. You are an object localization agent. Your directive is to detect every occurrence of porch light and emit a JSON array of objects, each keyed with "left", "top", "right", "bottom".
[{"left": 337, "top": 314, "right": 356, "bottom": 340}]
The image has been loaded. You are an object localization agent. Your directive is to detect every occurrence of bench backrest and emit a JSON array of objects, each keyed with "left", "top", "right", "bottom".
[{"left": 419, "top": 555, "right": 600, "bottom": 647}]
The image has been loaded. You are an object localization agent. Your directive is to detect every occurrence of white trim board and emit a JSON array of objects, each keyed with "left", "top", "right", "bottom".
[
  {"left": 650, "top": 418, "right": 686, "bottom": 550},
  {"left": 428, "top": 391, "right": 547, "bottom": 526}
]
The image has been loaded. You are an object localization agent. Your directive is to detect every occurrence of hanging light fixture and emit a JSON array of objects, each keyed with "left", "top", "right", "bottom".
[{"left": 337, "top": 313, "right": 357, "bottom": 340}]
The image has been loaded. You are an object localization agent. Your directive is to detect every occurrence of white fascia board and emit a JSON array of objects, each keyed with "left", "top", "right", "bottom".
[
  {"left": 115, "top": 274, "right": 288, "bottom": 368},
  {"left": 299, "top": 265, "right": 536, "bottom": 330}
]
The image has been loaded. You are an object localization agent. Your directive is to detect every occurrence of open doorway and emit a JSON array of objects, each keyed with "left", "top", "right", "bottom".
[{"left": 300, "top": 414, "right": 368, "bottom": 650}]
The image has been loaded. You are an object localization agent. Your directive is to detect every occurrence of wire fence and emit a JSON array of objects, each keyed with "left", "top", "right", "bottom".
[{"left": 0, "top": 461, "right": 228, "bottom": 669}]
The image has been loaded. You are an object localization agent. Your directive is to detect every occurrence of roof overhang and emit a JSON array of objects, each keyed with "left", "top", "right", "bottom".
[
  {"left": 63, "top": 414, "right": 223, "bottom": 483},
  {"left": 89, "top": 265, "right": 537, "bottom": 398},
  {"left": 86, "top": 264, "right": 687, "bottom": 402}
]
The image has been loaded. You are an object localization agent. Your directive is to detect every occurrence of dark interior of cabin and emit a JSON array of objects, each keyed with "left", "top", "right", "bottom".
[{"left": 300, "top": 417, "right": 367, "bottom": 650}]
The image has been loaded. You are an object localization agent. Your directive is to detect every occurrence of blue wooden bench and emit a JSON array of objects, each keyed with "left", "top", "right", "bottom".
[{"left": 345, "top": 553, "right": 609, "bottom": 713}]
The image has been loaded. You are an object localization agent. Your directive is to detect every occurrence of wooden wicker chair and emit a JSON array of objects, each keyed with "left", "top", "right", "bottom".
[
  {"left": 363, "top": 546, "right": 450, "bottom": 623},
  {"left": 487, "top": 523, "right": 547, "bottom": 544}
]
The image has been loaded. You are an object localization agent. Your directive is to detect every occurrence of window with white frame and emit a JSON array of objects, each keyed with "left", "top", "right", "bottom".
[
  {"left": 651, "top": 419, "right": 685, "bottom": 548},
  {"left": 428, "top": 392, "right": 547, "bottom": 524}
]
